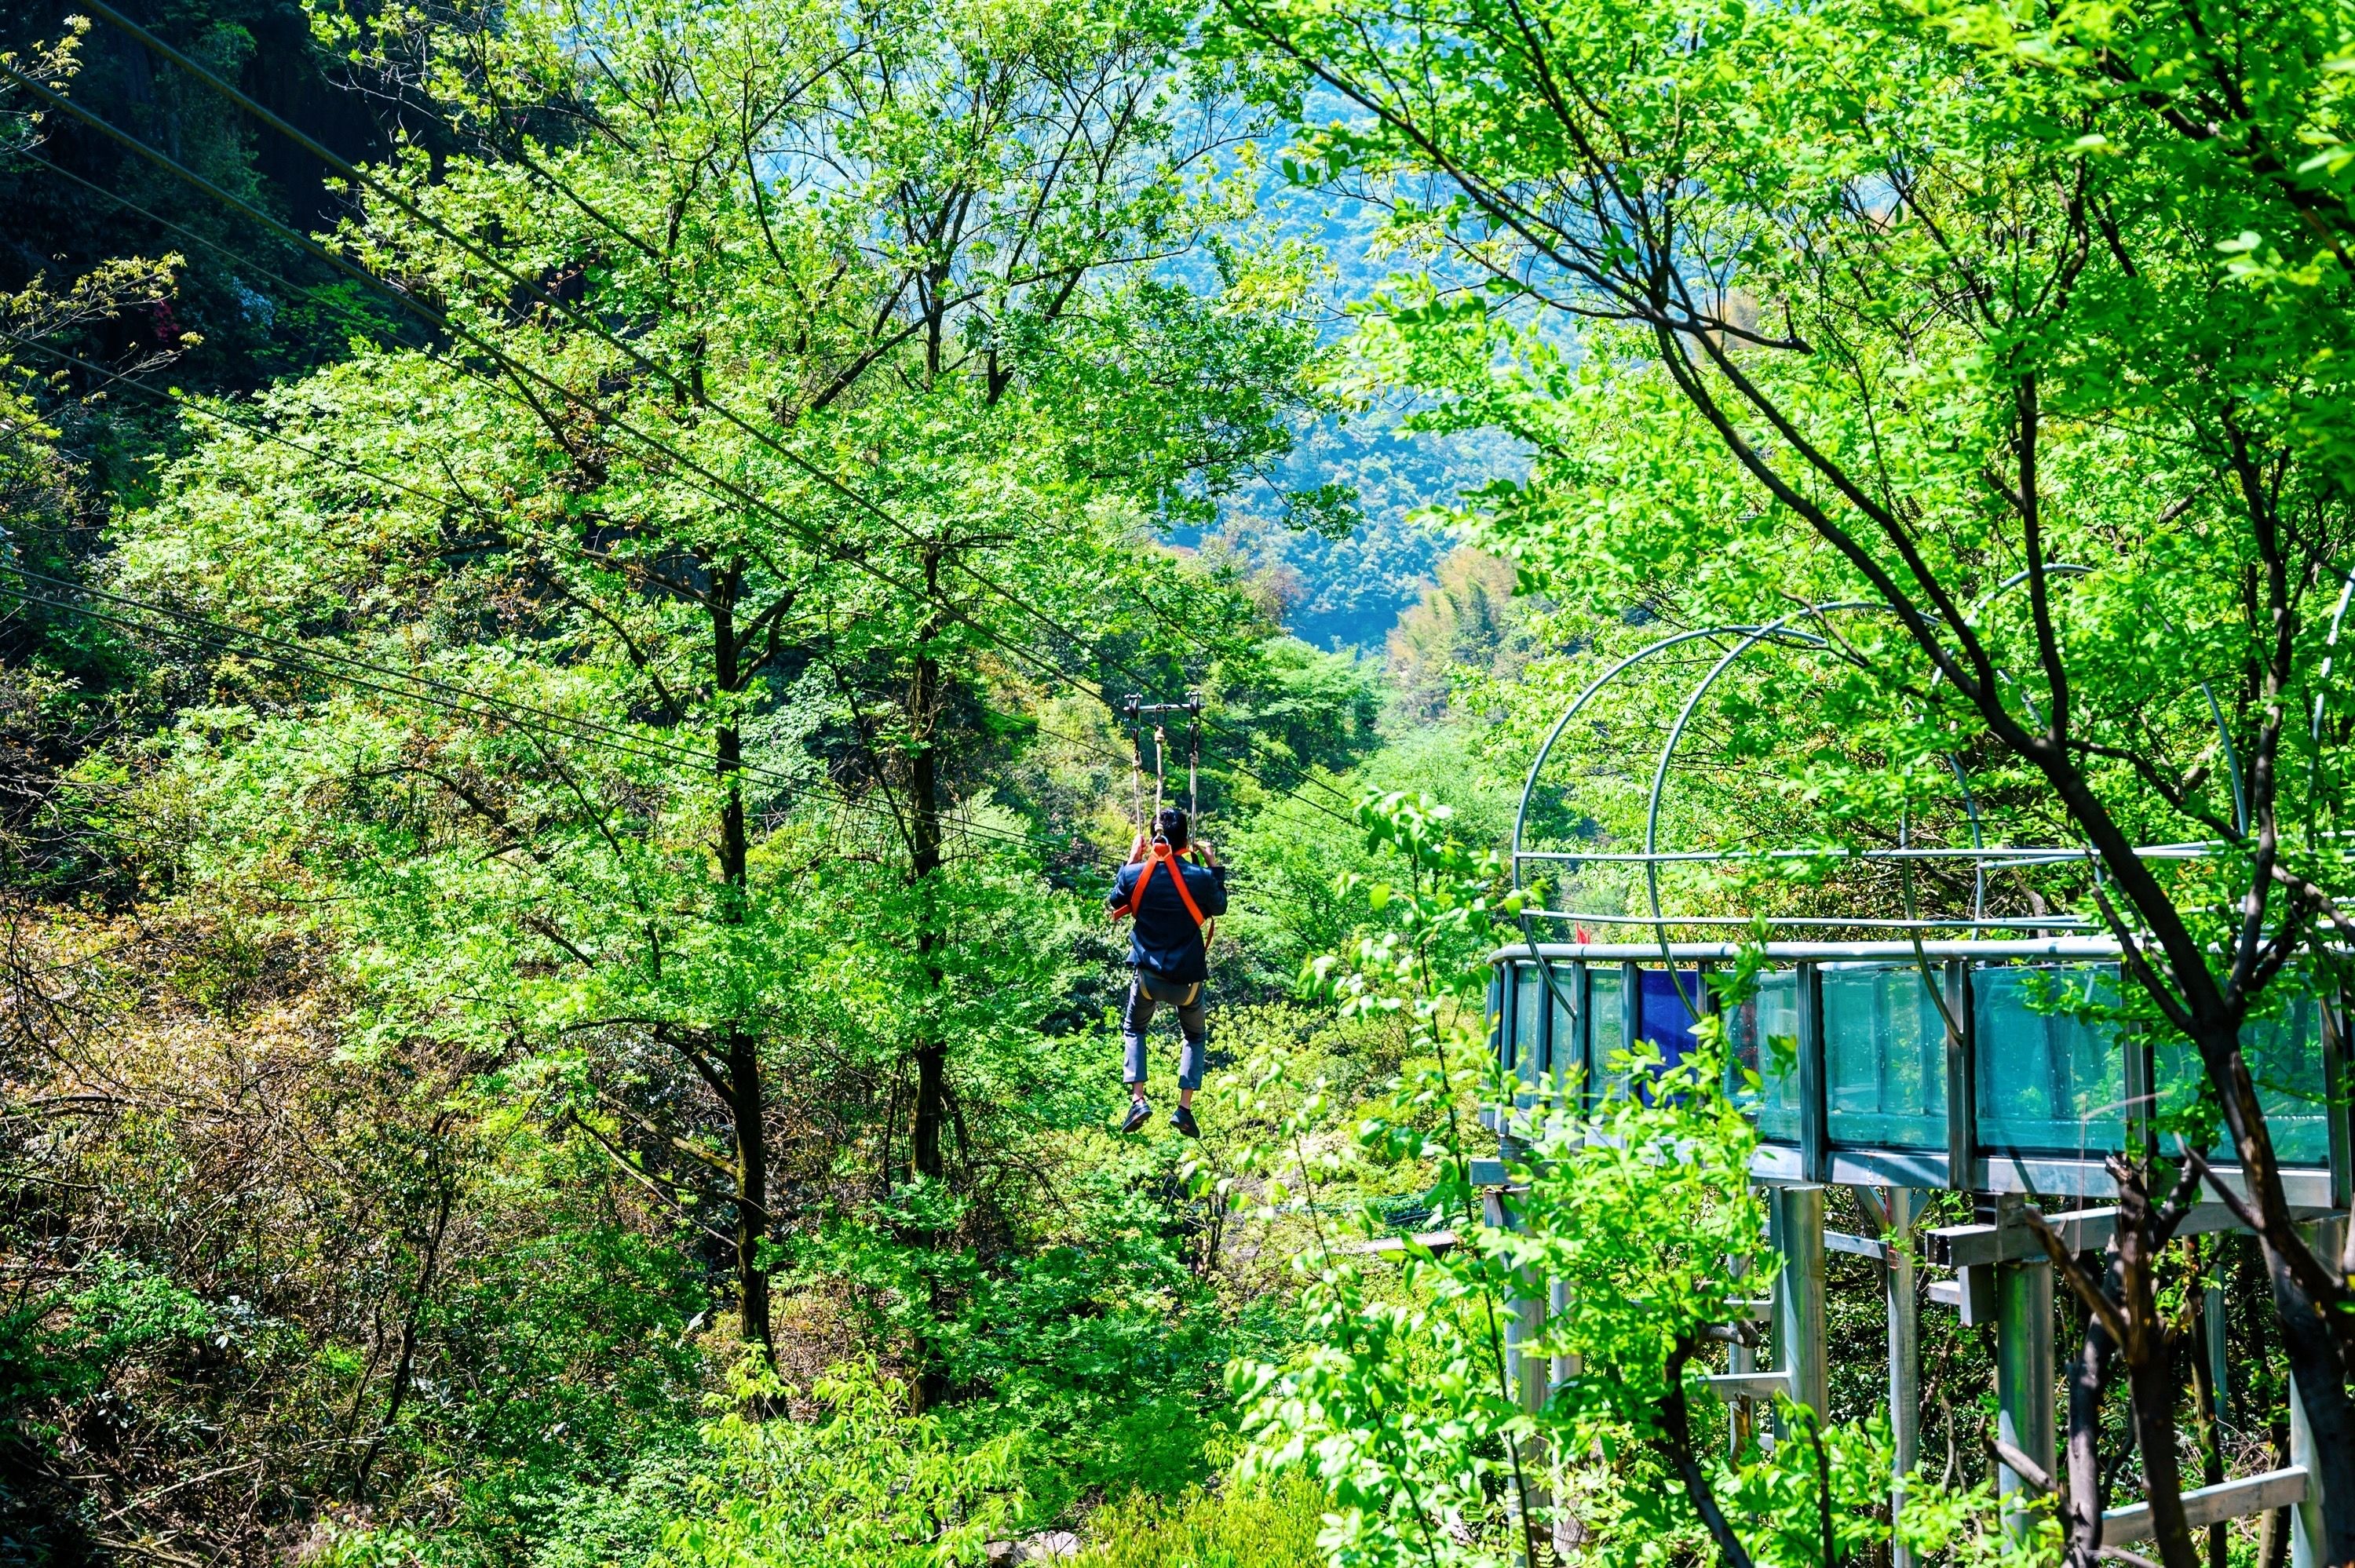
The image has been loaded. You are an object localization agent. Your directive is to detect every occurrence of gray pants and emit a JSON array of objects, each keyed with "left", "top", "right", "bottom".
[{"left": 1123, "top": 970, "right": 1208, "bottom": 1091}]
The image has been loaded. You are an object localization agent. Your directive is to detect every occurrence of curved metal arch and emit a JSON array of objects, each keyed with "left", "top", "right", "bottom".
[
  {"left": 2313, "top": 571, "right": 2355, "bottom": 749},
  {"left": 1504, "top": 560, "right": 2261, "bottom": 973},
  {"left": 1511, "top": 623, "right": 1789, "bottom": 894},
  {"left": 1642, "top": 602, "right": 1890, "bottom": 934},
  {"left": 2304, "top": 571, "right": 2355, "bottom": 844},
  {"left": 1506, "top": 622, "right": 1802, "bottom": 1087}
]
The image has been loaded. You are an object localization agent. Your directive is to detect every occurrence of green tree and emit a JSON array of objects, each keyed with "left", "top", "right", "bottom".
[
  {"left": 113, "top": 0, "right": 1322, "bottom": 1372},
  {"left": 1210, "top": 0, "right": 2355, "bottom": 1552}
]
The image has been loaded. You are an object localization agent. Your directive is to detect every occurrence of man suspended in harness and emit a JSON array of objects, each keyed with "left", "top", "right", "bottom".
[{"left": 1107, "top": 806, "right": 1227, "bottom": 1138}]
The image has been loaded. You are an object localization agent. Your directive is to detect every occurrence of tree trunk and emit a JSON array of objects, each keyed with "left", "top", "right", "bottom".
[
  {"left": 2061, "top": 1264, "right": 2121, "bottom": 1568},
  {"left": 2185, "top": 1016, "right": 2355, "bottom": 1561},
  {"left": 2187, "top": 1250, "right": 2225, "bottom": 1568},
  {"left": 2116, "top": 1169, "right": 2201, "bottom": 1568},
  {"left": 903, "top": 585, "right": 952, "bottom": 1408},
  {"left": 355, "top": 1122, "right": 458, "bottom": 1501},
  {"left": 907, "top": 643, "right": 947, "bottom": 1186},
  {"left": 2124, "top": 1340, "right": 2201, "bottom": 1568},
  {"left": 712, "top": 569, "right": 773, "bottom": 1357},
  {"left": 728, "top": 1023, "right": 771, "bottom": 1355},
  {"left": 2269, "top": 1285, "right": 2355, "bottom": 1561}
]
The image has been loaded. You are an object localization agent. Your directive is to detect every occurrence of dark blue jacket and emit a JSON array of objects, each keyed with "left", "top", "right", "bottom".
[{"left": 1108, "top": 851, "right": 1228, "bottom": 983}]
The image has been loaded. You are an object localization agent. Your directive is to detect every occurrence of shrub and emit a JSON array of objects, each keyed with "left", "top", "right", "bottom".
[{"left": 1072, "top": 1475, "right": 1329, "bottom": 1568}]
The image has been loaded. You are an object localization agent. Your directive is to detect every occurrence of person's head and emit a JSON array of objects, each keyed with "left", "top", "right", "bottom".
[{"left": 1153, "top": 807, "right": 1190, "bottom": 851}]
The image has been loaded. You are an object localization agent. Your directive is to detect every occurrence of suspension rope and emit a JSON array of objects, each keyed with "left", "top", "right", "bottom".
[{"left": 1151, "top": 726, "right": 1169, "bottom": 829}]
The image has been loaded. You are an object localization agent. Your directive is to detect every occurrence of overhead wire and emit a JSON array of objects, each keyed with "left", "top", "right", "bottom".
[
  {"left": 5, "top": 325, "right": 1153, "bottom": 799},
  {"left": 5, "top": 50, "right": 1364, "bottom": 833},
  {"left": 0, "top": 62, "right": 1133, "bottom": 720},
  {"left": 0, "top": 571, "right": 1069, "bottom": 855},
  {"left": 60, "top": 7, "right": 1373, "bottom": 824},
  {"left": 73, "top": 0, "right": 1276, "bottom": 724}
]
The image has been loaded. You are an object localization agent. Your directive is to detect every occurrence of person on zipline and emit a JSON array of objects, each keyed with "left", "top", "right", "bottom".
[{"left": 1107, "top": 806, "right": 1226, "bottom": 1137}]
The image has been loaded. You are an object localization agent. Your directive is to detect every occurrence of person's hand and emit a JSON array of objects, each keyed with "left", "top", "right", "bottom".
[
  {"left": 1194, "top": 838, "right": 1216, "bottom": 866},
  {"left": 1128, "top": 830, "right": 1151, "bottom": 863}
]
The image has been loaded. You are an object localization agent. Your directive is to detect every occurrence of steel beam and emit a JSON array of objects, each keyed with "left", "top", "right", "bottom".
[
  {"left": 2104, "top": 1467, "right": 2309, "bottom": 1544},
  {"left": 1926, "top": 1202, "right": 2324, "bottom": 1267},
  {"left": 1705, "top": 1369, "right": 1793, "bottom": 1401}
]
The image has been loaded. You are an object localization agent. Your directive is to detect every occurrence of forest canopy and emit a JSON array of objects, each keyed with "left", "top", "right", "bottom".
[{"left": 6, "top": 0, "right": 2355, "bottom": 1563}]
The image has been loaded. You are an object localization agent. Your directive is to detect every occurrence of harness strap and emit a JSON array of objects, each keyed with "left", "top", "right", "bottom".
[{"left": 1113, "top": 842, "right": 1208, "bottom": 929}]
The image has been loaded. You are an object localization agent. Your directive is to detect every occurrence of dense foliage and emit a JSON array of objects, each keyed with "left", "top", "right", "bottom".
[{"left": 5, "top": 0, "right": 2353, "bottom": 1561}]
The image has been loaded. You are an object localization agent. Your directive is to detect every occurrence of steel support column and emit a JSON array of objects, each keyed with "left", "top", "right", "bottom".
[
  {"left": 2291, "top": 1362, "right": 2323, "bottom": 1568},
  {"left": 1995, "top": 1256, "right": 2054, "bottom": 1543},
  {"left": 1490, "top": 1187, "right": 1552, "bottom": 1568},
  {"left": 1886, "top": 1187, "right": 1920, "bottom": 1568},
  {"left": 1774, "top": 1184, "right": 1828, "bottom": 1417},
  {"left": 2290, "top": 1216, "right": 2344, "bottom": 1568}
]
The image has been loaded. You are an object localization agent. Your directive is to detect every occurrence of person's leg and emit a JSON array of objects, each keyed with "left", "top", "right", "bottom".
[
  {"left": 1174, "top": 988, "right": 1209, "bottom": 1109},
  {"left": 1123, "top": 979, "right": 1158, "bottom": 1103}
]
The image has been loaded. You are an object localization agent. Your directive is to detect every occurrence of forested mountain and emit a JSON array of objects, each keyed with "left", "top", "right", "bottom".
[{"left": 7, "top": 0, "right": 2355, "bottom": 1563}]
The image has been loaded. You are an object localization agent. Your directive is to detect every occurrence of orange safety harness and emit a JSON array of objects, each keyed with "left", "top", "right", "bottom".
[
  {"left": 1115, "top": 691, "right": 1216, "bottom": 948},
  {"left": 1112, "top": 840, "right": 1209, "bottom": 928}
]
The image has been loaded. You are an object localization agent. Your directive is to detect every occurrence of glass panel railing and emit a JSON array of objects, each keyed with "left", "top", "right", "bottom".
[
  {"left": 1549, "top": 968, "right": 1580, "bottom": 1098},
  {"left": 2250, "top": 994, "right": 2331, "bottom": 1165},
  {"left": 1590, "top": 965, "right": 1626, "bottom": 1100},
  {"left": 1823, "top": 963, "right": 1948, "bottom": 1150},
  {"left": 1513, "top": 965, "right": 1545, "bottom": 1096},
  {"left": 1974, "top": 965, "right": 2127, "bottom": 1158},
  {"left": 1638, "top": 968, "right": 1704, "bottom": 1074},
  {"left": 1725, "top": 968, "right": 1802, "bottom": 1143},
  {"left": 2155, "top": 991, "right": 2331, "bottom": 1167}
]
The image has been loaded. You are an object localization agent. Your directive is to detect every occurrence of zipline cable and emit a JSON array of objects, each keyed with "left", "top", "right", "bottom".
[
  {"left": 8, "top": 326, "right": 1160, "bottom": 803},
  {"left": 62, "top": 7, "right": 1371, "bottom": 822},
  {"left": 0, "top": 572, "right": 1068, "bottom": 855},
  {"left": 70, "top": 3, "right": 1258, "bottom": 726},
  {"left": 4, "top": 64, "right": 1362, "bottom": 833},
  {"left": 0, "top": 63, "right": 1130, "bottom": 718}
]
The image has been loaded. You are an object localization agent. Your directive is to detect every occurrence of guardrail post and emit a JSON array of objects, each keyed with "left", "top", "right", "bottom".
[
  {"left": 1492, "top": 1187, "right": 1551, "bottom": 1568},
  {"left": 1537, "top": 961, "right": 1557, "bottom": 1108},
  {"left": 1620, "top": 960, "right": 1641, "bottom": 1083},
  {"left": 2324, "top": 990, "right": 2349, "bottom": 1209},
  {"left": 1886, "top": 1187, "right": 1920, "bottom": 1566},
  {"left": 1995, "top": 1207, "right": 2054, "bottom": 1545},
  {"left": 1773, "top": 1184, "right": 1827, "bottom": 1418},
  {"left": 1944, "top": 960, "right": 1973, "bottom": 1191},
  {"left": 1574, "top": 961, "right": 1594, "bottom": 1114},
  {"left": 1798, "top": 964, "right": 1828, "bottom": 1182}
]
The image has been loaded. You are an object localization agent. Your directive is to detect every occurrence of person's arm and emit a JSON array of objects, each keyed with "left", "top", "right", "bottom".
[
  {"left": 1106, "top": 863, "right": 1134, "bottom": 914},
  {"left": 1195, "top": 847, "right": 1229, "bottom": 917}
]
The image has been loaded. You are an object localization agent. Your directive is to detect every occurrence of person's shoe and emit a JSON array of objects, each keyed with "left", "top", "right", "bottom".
[
  {"left": 1171, "top": 1105, "right": 1199, "bottom": 1139},
  {"left": 1122, "top": 1099, "right": 1152, "bottom": 1134}
]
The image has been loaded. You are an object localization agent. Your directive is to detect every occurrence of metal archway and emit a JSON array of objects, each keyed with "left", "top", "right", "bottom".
[{"left": 1509, "top": 563, "right": 2256, "bottom": 951}]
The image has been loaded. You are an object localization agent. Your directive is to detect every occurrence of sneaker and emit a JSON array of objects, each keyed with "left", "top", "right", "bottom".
[
  {"left": 1171, "top": 1106, "right": 1199, "bottom": 1139},
  {"left": 1122, "top": 1099, "right": 1152, "bottom": 1134}
]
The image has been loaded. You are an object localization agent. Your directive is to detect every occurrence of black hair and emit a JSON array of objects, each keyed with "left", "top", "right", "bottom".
[{"left": 1153, "top": 807, "right": 1189, "bottom": 850}]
